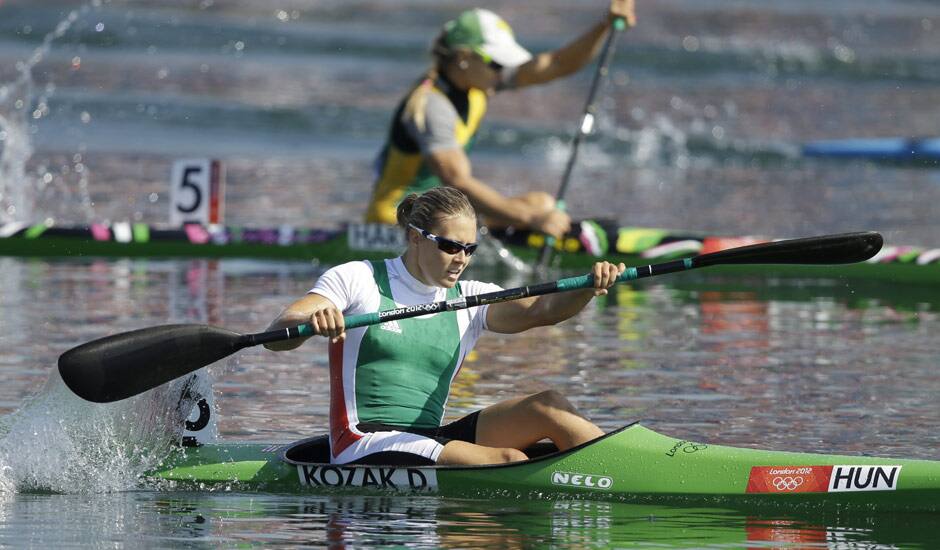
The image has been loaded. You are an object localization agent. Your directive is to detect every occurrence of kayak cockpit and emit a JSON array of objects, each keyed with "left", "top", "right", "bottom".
[
  {"left": 279, "top": 435, "right": 562, "bottom": 467},
  {"left": 279, "top": 435, "right": 330, "bottom": 464}
]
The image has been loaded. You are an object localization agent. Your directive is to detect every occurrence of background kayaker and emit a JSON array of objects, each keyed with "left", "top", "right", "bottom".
[
  {"left": 364, "top": 1, "right": 637, "bottom": 241},
  {"left": 268, "top": 187, "right": 625, "bottom": 466}
]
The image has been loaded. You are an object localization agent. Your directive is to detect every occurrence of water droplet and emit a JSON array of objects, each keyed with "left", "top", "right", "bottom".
[
  {"left": 95, "top": 22, "right": 105, "bottom": 32},
  {"left": 80, "top": 112, "right": 92, "bottom": 124}
]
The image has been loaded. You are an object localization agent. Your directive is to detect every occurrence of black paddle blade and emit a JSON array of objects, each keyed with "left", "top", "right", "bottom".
[
  {"left": 694, "top": 231, "right": 883, "bottom": 268},
  {"left": 58, "top": 324, "right": 246, "bottom": 403}
]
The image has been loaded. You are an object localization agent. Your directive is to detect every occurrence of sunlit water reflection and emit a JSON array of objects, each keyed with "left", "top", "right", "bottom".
[{"left": 2, "top": 257, "right": 937, "bottom": 460}]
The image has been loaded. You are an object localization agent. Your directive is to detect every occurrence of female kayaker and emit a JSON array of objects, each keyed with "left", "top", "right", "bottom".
[
  {"left": 267, "top": 187, "right": 625, "bottom": 466},
  {"left": 364, "top": 1, "right": 636, "bottom": 241}
]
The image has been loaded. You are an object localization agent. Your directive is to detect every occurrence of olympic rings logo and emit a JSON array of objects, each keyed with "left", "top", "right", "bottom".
[{"left": 772, "top": 476, "right": 804, "bottom": 491}]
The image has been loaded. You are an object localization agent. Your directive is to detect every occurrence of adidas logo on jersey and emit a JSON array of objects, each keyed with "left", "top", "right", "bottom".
[{"left": 379, "top": 320, "right": 402, "bottom": 334}]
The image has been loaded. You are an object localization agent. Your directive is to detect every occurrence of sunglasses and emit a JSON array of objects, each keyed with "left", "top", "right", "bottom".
[{"left": 409, "top": 224, "right": 479, "bottom": 256}]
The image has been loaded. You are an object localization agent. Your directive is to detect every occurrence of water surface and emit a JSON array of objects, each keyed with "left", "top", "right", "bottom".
[{"left": 1, "top": 0, "right": 939, "bottom": 547}]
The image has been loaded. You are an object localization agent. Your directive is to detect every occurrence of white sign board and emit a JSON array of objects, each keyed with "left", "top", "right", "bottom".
[
  {"left": 170, "top": 159, "right": 225, "bottom": 226},
  {"left": 347, "top": 223, "right": 406, "bottom": 251}
]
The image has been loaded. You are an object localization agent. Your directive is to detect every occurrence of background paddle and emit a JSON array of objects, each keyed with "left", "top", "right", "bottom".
[
  {"left": 537, "top": 17, "right": 627, "bottom": 271},
  {"left": 59, "top": 231, "right": 882, "bottom": 403}
]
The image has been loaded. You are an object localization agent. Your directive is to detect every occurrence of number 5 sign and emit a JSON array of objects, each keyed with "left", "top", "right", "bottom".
[{"left": 170, "top": 159, "right": 225, "bottom": 226}]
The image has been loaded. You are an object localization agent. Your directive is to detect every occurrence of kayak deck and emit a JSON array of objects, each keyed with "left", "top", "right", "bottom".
[{"left": 150, "top": 423, "right": 940, "bottom": 512}]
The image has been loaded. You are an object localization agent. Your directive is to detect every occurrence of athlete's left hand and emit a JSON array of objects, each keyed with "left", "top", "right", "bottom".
[
  {"left": 591, "top": 261, "right": 626, "bottom": 296},
  {"left": 609, "top": 0, "right": 636, "bottom": 28}
]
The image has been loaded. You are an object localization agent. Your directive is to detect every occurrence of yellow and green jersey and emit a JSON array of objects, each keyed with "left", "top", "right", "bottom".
[{"left": 365, "top": 78, "right": 488, "bottom": 224}]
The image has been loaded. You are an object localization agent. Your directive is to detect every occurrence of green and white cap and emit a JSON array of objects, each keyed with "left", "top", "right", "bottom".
[{"left": 443, "top": 9, "right": 532, "bottom": 68}]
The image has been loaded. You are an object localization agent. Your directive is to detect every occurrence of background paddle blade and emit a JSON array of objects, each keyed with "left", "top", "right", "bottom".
[
  {"left": 694, "top": 231, "right": 883, "bottom": 267},
  {"left": 58, "top": 324, "right": 245, "bottom": 403}
]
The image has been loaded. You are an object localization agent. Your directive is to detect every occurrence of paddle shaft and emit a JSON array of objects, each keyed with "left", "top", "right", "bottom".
[
  {"left": 537, "top": 18, "right": 626, "bottom": 269},
  {"left": 247, "top": 230, "right": 883, "bottom": 346},
  {"left": 246, "top": 258, "right": 683, "bottom": 348},
  {"left": 58, "top": 231, "right": 882, "bottom": 403}
]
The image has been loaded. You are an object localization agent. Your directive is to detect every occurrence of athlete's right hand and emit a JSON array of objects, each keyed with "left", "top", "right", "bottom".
[
  {"left": 532, "top": 208, "right": 572, "bottom": 240},
  {"left": 309, "top": 305, "right": 346, "bottom": 343}
]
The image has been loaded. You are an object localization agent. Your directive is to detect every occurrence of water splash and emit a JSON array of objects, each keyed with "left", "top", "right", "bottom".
[
  {"left": 0, "top": 58, "right": 36, "bottom": 223},
  {"left": 0, "top": 3, "right": 104, "bottom": 224},
  {"left": 0, "top": 369, "right": 213, "bottom": 494}
]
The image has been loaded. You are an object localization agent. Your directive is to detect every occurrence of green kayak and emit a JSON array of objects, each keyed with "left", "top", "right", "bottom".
[{"left": 152, "top": 422, "right": 940, "bottom": 512}]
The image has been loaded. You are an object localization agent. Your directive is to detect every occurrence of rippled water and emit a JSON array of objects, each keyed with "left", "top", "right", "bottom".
[
  {"left": 6, "top": 492, "right": 940, "bottom": 547},
  {"left": 1, "top": 258, "right": 938, "bottom": 546},
  {"left": 1, "top": 0, "right": 939, "bottom": 547}
]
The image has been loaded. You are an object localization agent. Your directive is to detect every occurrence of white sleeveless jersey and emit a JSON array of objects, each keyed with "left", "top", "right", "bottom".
[{"left": 310, "top": 257, "right": 501, "bottom": 458}]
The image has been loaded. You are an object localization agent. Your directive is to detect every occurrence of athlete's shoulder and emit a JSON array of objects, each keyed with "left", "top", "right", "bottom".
[
  {"left": 322, "top": 260, "right": 376, "bottom": 282},
  {"left": 409, "top": 87, "right": 459, "bottom": 124},
  {"left": 459, "top": 279, "right": 503, "bottom": 296},
  {"left": 312, "top": 260, "right": 379, "bottom": 311}
]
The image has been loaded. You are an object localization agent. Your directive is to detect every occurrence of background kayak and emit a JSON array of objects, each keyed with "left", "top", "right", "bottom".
[
  {"left": 803, "top": 137, "right": 940, "bottom": 163},
  {"left": 2, "top": 221, "right": 939, "bottom": 285}
]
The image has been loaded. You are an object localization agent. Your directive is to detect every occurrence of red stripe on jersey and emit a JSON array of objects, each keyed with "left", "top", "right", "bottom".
[{"left": 329, "top": 338, "right": 361, "bottom": 457}]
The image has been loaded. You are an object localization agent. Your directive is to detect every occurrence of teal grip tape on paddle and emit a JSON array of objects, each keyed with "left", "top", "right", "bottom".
[
  {"left": 556, "top": 274, "right": 591, "bottom": 291},
  {"left": 613, "top": 17, "right": 626, "bottom": 31},
  {"left": 557, "top": 266, "right": 640, "bottom": 291},
  {"left": 297, "top": 323, "right": 314, "bottom": 336},
  {"left": 345, "top": 312, "right": 379, "bottom": 329},
  {"left": 617, "top": 267, "right": 639, "bottom": 282}
]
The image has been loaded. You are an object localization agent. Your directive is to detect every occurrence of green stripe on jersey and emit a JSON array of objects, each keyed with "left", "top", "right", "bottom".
[{"left": 353, "top": 260, "right": 463, "bottom": 429}]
